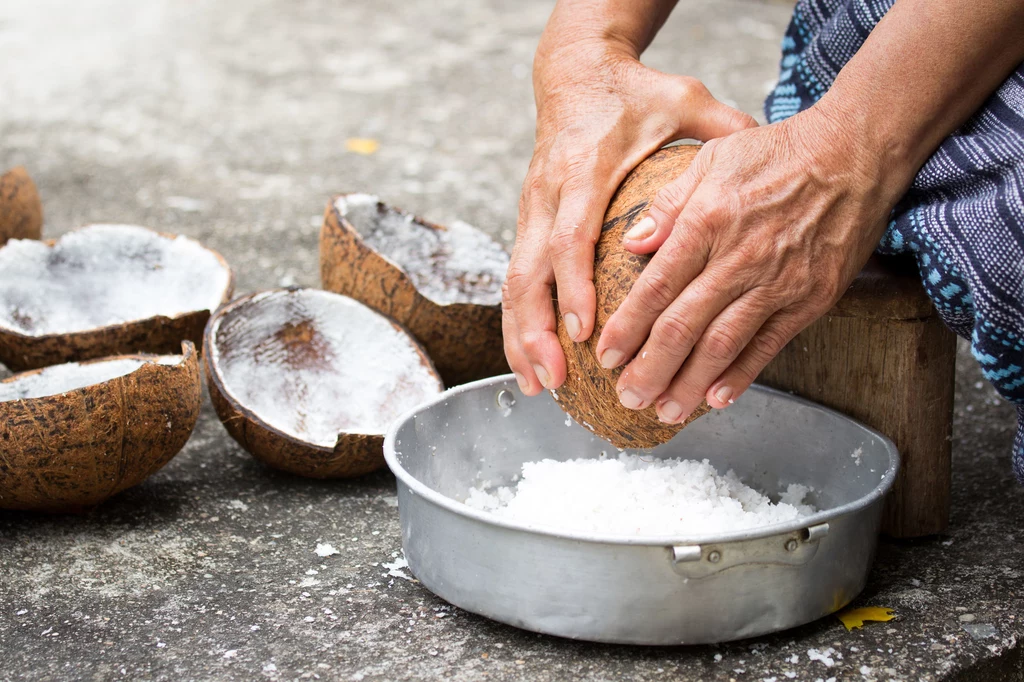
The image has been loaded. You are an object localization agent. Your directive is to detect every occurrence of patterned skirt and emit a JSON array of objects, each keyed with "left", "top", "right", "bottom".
[{"left": 765, "top": 0, "right": 1024, "bottom": 481}]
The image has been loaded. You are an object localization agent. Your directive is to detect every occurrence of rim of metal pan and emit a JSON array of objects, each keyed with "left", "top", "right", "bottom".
[{"left": 383, "top": 374, "right": 900, "bottom": 547}]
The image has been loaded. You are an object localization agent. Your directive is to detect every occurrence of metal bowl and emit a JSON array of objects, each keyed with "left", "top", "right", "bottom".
[{"left": 384, "top": 376, "right": 899, "bottom": 645}]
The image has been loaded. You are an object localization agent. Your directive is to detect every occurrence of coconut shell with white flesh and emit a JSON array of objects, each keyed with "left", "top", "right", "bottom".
[
  {"left": 204, "top": 288, "right": 444, "bottom": 479},
  {"left": 320, "top": 194, "right": 509, "bottom": 387},
  {"left": 0, "top": 224, "right": 234, "bottom": 371},
  {"left": 0, "top": 166, "right": 43, "bottom": 247},
  {"left": 0, "top": 341, "right": 202, "bottom": 513},
  {"left": 553, "top": 144, "right": 712, "bottom": 449}
]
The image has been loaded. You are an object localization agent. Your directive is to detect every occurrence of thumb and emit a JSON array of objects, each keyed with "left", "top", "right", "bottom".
[
  {"left": 666, "top": 76, "right": 758, "bottom": 141},
  {"left": 622, "top": 138, "right": 718, "bottom": 254}
]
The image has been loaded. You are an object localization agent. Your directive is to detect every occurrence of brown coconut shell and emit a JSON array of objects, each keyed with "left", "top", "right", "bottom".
[
  {"left": 0, "top": 167, "right": 43, "bottom": 247},
  {"left": 204, "top": 288, "right": 444, "bottom": 479},
  {"left": 0, "top": 227, "right": 234, "bottom": 371},
  {"left": 320, "top": 196, "right": 507, "bottom": 387},
  {"left": 553, "top": 144, "right": 712, "bottom": 449},
  {"left": 0, "top": 341, "right": 202, "bottom": 513}
]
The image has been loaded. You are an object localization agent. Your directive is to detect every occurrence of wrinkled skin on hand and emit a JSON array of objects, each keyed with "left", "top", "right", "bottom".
[
  {"left": 503, "top": 42, "right": 756, "bottom": 396},
  {"left": 596, "top": 109, "right": 898, "bottom": 424}
]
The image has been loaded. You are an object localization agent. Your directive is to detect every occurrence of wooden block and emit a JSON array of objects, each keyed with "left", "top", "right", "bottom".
[{"left": 758, "top": 255, "right": 957, "bottom": 538}]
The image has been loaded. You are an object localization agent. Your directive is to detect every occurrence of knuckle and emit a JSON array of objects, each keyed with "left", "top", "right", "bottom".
[
  {"left": 700, "top": 136, "right": 721, "bottom": 154},
  {"left": 519, "top": 176, "right": 545, "bottom": 213},
  {"left": 547, "top": 225, "right": 586, "bottom": 259},
  {"left": 652, "top": 310, "right": 699, "bottom": 347},
  {"left": 633, "top": 270, "right": 679, "bottom": 315},
  {"left": 676, "top": 75, "right": 707, "bottom": 101},
  {"left": 753, "top": 325, "right": 793, "bottom": 361},
  {"left": 520, "top": 330, "right": 547, "bottom": 357},
  {"left": 703, "top": 325, "right": 744, "bottom": 360},
  {"left": 816, "top": 277, "right": 845, "bottom": 307},
  {"left": 501, "top": 282, "right": 517, "bottom": 314},
  {"left": 523, "top": 169, "right": 547, "bottom": 197},
  {"left": 652, "top": 180, "right": 689, "bottom": 215},
  {"left": 694, "top": 198, "right": 731, "bottom": 229},
  {"left": 504, "top": 265, "right": 535, "bottom": 301},
  {"left": 693, "top": 139, "right": 721, "bottom": 170},
  {"left": 556, "top": 154, "right": 597, "bottom": 186},
  {"left": 795, "top": 272, "right": 839, "bottom": 310}
]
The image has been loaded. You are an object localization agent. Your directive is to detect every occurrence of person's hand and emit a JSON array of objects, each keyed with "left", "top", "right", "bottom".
[
  {"left": 504, "top": 40, "right": 756, "bottom": 396},
  {"left": 593, "top": 105, "right": 911, "bottom": 423}
]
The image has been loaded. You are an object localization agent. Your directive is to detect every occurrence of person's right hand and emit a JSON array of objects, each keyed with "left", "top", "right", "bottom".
[{"left": 503, "top": 38, "right": 757, "bottom": 396}]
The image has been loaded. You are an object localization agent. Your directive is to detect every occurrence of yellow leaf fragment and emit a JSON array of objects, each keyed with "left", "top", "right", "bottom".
[
  {"left": 837, "top": 606, "right": 896, "bottom": 631},
  {"left": 345, "top": 138, "right": 379, "bottom": 155}
]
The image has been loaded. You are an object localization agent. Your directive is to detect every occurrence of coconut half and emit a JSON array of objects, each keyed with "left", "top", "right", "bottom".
[
  {"left": 204, "top": 288, "right": 444, "bottom": 478},
  {"left": 320, "top": 194, "right": 509, "bottom": 386},
  {"left": 0, "top": 166, "right": 43, "bottom": 247},
  {"left": 0, "top": 224, "right": 234, "bottom": 371},
  {"left": 0, "top": 341, "right": 202, "bottom": 512},
  {"left": 553, "top": 144, "right": 712, "bottom": 449}
]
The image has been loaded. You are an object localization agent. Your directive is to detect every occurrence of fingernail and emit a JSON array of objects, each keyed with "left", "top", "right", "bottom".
[
  {"left": 619, "top": 388, "right": 644, "bottom": 410},
  {"left": 532, "top": 364, "right": 551, "bottom": 388},
  {"left": 563, "top": 313, "right": 582, "bottom": 341},
  {"left": 658, "top": 400, "right": 683, "bottom": 423},
  {"left": 714, "top": 385, "right": 733, "bottom": 406},
  {"left": 624, "top": 216, "right": 656, "bottom": 242},
  {"left": 514, "top": 372, "right": 528, "bottom": 392},
  {"left": 599, "top": 349, "right": 625, "bottom": 370}
]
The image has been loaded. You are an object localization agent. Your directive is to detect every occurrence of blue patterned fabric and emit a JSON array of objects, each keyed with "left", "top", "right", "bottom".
[{"left": 765, "top": 0, "right": 1024, "bottom": 482}]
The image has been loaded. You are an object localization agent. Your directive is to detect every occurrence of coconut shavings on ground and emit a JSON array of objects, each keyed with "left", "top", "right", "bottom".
[
  {"left": 314, "top": 543, "right": 339, "bottom": 557},
  {"left": 465, "top": 454, "right": 814, "bottom": 536}
]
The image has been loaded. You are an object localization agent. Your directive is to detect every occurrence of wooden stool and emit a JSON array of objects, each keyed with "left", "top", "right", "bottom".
[{"left": 759, "top": 254, "right": 957, "bottom": 538}]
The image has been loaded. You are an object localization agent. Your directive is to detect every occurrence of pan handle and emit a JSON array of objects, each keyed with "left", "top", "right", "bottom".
[{"left": 668, "top": 523, "right": 830, "bottom": 579}]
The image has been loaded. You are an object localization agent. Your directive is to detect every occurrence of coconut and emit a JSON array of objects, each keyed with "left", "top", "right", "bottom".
[
  {"left": 0, "top": 224, "right": 234, "bottom": 371},
  {"left": 553, "top": 144, "right": 712, "bottom": 449},
  {"left": 204, "top": 288, "right": 444, "bottom": 478},
  {"left": 320, "top": 194, "right": 508, "bottom": 387},
  {"left": 0, "top": 166, "right": 43, "bottom": 247},
  {"left": 0, "top": 341, "right": 202, "bottom": 513}
]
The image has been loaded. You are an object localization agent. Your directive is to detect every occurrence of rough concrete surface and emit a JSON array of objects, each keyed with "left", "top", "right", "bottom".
[{"left": 1, "top": 1, "right": 1022, "bottom": 680}]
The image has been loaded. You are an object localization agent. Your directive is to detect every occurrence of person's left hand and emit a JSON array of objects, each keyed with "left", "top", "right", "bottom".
[{"left": 595, "top": 105, "right": 910, "bottom": 424}]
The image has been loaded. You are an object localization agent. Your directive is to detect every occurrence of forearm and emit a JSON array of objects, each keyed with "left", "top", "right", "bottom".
[
  {"left": 535, "top": 0, "right": 678, "bottom": 93},
  {"left": 817, "top": 0, "right": 1024, "bottom": 194},
  {"left": 540, "top": 0, "right": 678, "bottom": 55}
]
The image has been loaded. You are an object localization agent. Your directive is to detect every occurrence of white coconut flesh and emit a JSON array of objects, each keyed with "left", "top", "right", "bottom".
[
  {"left": 0, "top": 224, "right": 231, "bottom": 336},
  {"left": 335, "top": 194, "right": 508, "bottom": 307},
  {"left": 209, "top": 289, "right": 443, "bottom": 447},
  {"left": 0, "top": 355, "right": 182, "bottom": 401}
]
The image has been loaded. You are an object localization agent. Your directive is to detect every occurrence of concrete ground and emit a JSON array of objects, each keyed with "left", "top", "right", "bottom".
[{"left": 1, "top": 0, "right": 1021, "bottom": 680}]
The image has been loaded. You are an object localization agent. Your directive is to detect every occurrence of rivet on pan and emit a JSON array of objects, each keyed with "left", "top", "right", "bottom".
[
  {"left": 707, "top": 550, "right": 721, "bottom": 564},
  {"left": 496, "top": 389, "right": 516, "bottom": 414},
  {"left": 785, "top": 539, "right": 799, "bottom": 552}
]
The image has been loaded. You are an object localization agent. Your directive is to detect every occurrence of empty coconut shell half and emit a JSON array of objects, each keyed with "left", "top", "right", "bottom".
[
  {"left": 0, "top": 341, "right": 202, "bottom": 513},
  {"left": 553, "top": 144, "right": 712, "bottom": 449},
  {"left": 320, "top": 194, "right": 509, "bottom": 387},
  {"left": 0, "top": 166, "right": 43, "bottom": 247},
  {"left": 0, "top": 224, "right": 234, "bottom": 371},
  {"left": 204, "top": 288, "right": 444, "bottom": 478}
]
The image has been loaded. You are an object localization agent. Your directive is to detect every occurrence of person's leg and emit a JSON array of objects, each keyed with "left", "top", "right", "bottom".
[
  {"left": 879, "top": 69, "right": 1024, "bottom": 481},
  {"left": 1015, "top": 407, "right": 1024, "bottom": 481}
]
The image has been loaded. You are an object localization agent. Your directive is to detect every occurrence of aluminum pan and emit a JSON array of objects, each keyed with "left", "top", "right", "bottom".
[{"left": 384, "top": 375, "right": 900, "bottom": 546}]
